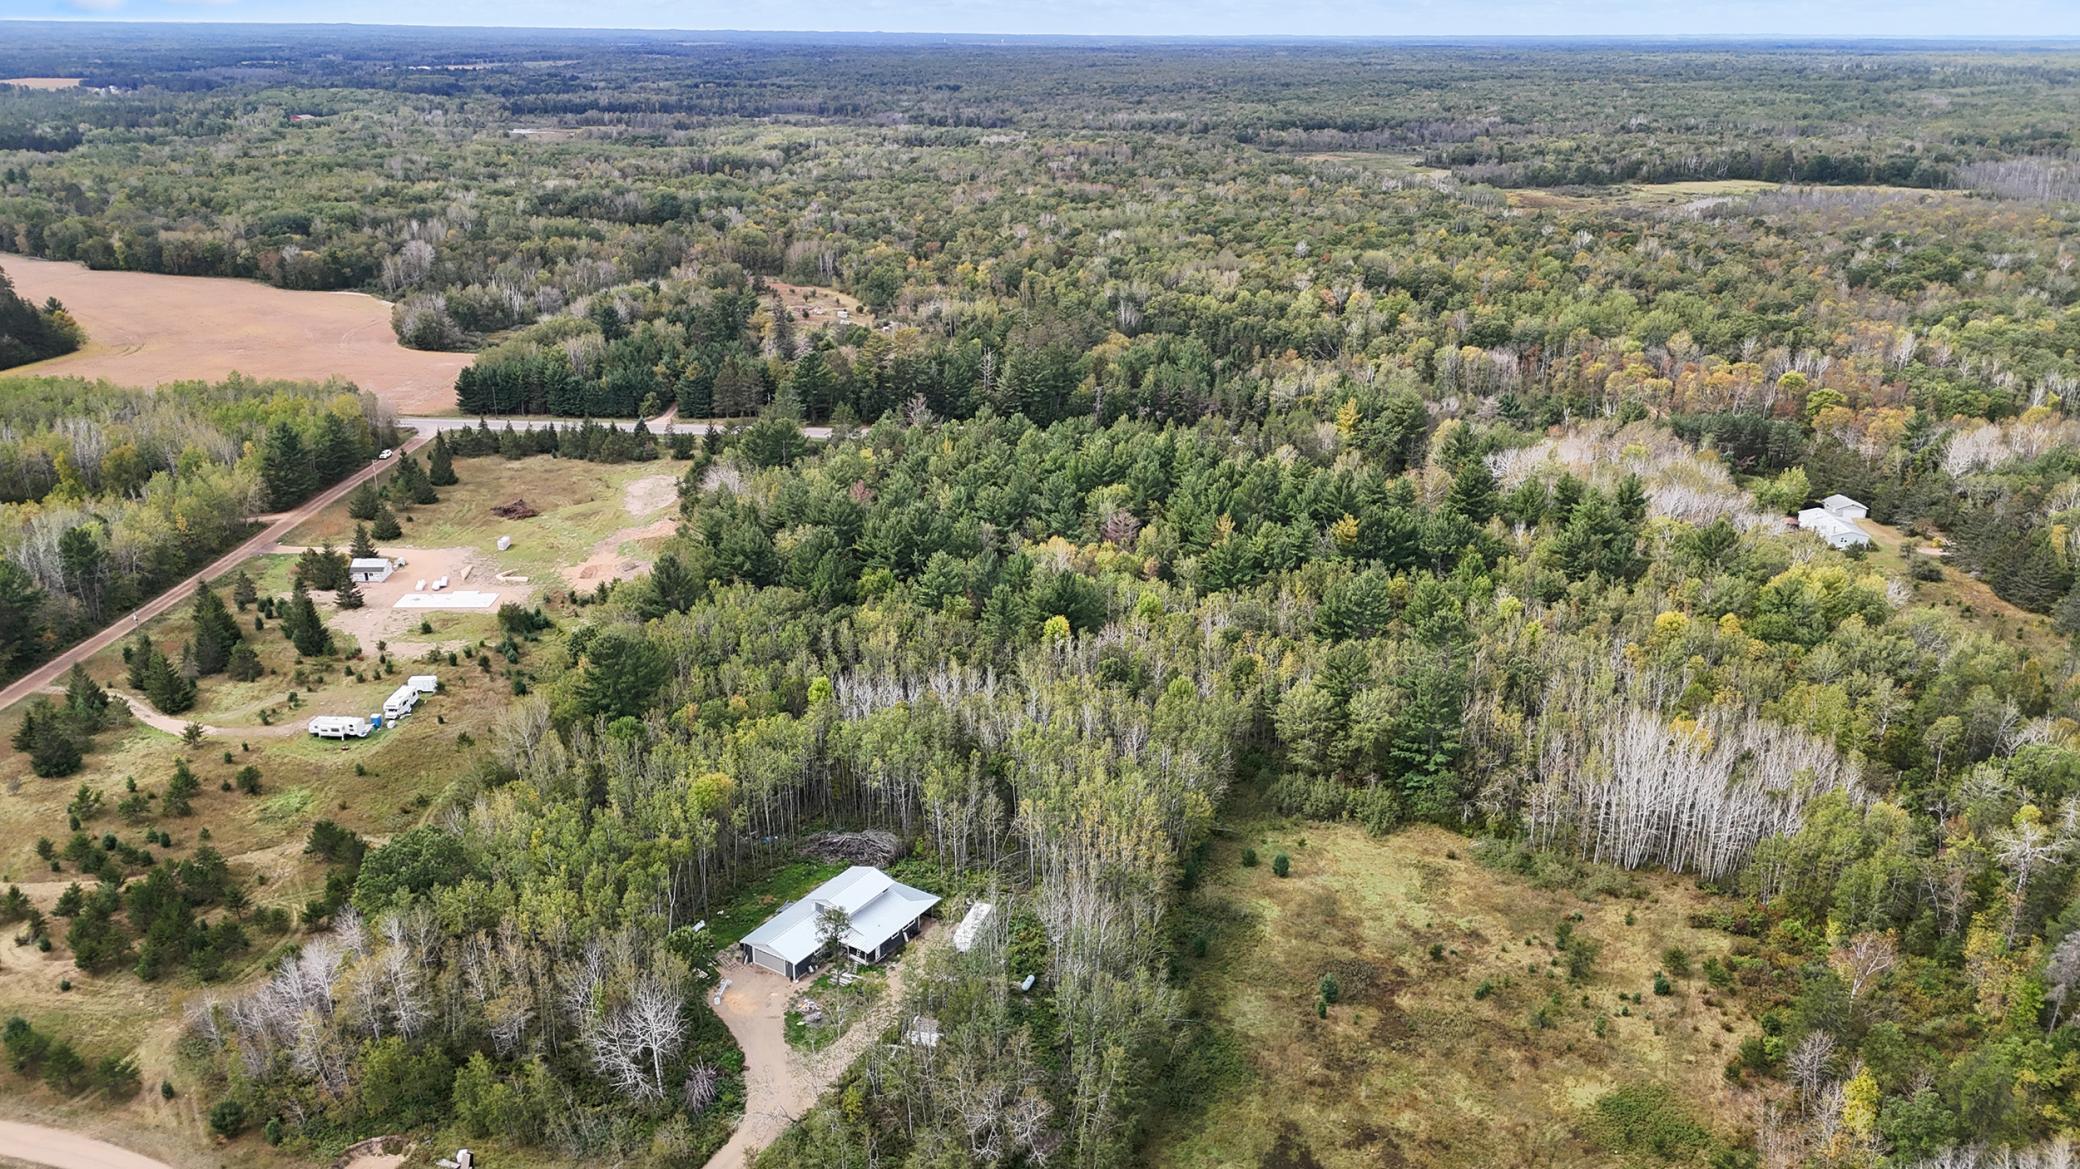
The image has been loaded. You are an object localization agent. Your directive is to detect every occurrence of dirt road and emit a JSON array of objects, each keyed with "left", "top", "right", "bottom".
[
  {"left": 0, "top": 1121, "right": 173, "bottom": 1169},
  {"left": 0, "top": 432, "right": 430, "bottom": 719},
  {"left": 704, "top": 927, "right": 938, "bottom": 1169}
]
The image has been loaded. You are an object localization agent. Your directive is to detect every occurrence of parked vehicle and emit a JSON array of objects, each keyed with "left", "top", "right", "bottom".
[{"left": 308, "top": 715, "right": 373, "bottom": 740}]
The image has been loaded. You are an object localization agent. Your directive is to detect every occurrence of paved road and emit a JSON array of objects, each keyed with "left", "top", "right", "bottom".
[
  {"left": 0, "top": 431, "right": 432, "bottom": 718},
  {"left": 0, "top": 1121, "right": 173, "bottom": 1169}
]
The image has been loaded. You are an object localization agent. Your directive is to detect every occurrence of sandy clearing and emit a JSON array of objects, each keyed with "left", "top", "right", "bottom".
[
  {"left": 623, "top": 473, "right": 677, "bottom": 517},
  {"left": 0, "top": 1121, "right": 172, "bottom": 1169},
  {"left": 567, "top": 517, "right": 677, "bottom": 584},
  {"left": 281, "top": 545, "right": 519, "bottom": 650},
  {"left": 1, "top": 78, "right": 84, "bottom": 90},
  {"left": 0, "top": 255, "right": 472, "bottom": 415}
]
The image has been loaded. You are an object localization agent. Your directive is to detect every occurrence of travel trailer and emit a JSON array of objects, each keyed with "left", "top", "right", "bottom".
[
  {"left": 383, "top": 683, "right": 419, "bottom": 720},
  {"left": 308, "top": 715, "right": 373, "bottom": 740}
]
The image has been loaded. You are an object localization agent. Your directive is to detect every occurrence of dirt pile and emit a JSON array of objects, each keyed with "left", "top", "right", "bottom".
[{"left": 490, "top": 499, "right": 539, "bottom": 519}]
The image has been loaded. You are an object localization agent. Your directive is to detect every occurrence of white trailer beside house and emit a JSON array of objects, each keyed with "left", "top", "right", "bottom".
[
  {"left": 308, "top": 715, "right": 373, "bottom": 740},
  {"left": 382, "top": 683, "right": 419, "bottom": 720}
]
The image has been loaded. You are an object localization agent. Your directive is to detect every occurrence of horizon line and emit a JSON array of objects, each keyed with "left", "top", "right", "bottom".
[{"left": 4, "top": 20, "right": 2080, "bottom": 43}]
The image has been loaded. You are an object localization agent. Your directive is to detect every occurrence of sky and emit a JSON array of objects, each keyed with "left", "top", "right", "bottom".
[{"left": 5, "top": 0, "right": 2080, "bottom": 39}]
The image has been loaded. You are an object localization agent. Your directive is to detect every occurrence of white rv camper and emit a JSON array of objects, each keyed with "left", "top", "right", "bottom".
[
  {"left": 408, "top": 674, "right": 439, "bottom": 694},
  {"left": 383, "top": 683, "right": 419, "bottom": 720},
  {"left": 308, "top": 715, "right": 373, "bottom": 740}
]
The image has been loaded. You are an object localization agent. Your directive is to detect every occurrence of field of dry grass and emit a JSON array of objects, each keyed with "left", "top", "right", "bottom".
[
  {"left": 1151, "top": 819, "right": 1761, "bottom": 1169},
  {"left": 287, "top": 453, "right": 683, "bottom": 593},
  {"left": 1, "top": 254, "right": 471, "bottom": 415}
]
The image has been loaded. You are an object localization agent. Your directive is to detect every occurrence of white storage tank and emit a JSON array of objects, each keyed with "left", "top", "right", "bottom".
[{"left": 497, "top": 536, "right": 512, "bottom": 552}]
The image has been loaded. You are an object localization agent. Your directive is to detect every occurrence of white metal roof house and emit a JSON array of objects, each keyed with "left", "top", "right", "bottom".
[
  {"left": 349, "top": 557, "right": 395, "bottom": 583},
  {"left": 1797, "top": 507, "right": 1872, "bottom": 550},
  {"left": 1821, "top": 494, "right": 1869, "bottom": 521},
  {"left": 738, "top": 866, "right": 940, "bottom": 981}
]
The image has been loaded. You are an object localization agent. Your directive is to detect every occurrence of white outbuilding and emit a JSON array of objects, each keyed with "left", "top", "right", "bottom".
[
  {"left": 1821, "top": 494, "right": 1870, "bottom": 521},
  {"left": 408, "top": 674, "right": 439, "bottom": 694},
  {"left": 349, "top": 557, "right": 395, "bottom": 583},
  {"left": 738, "top": 866, "right": 940, "bottom": 981}
]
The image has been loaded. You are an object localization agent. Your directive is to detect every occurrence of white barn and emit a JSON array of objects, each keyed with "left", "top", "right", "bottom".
[
  {"left": 1797, "top": 507, "right": 1872, "bottom": 550},
  {"left": 738, "top": 866, "right": 939, "bottom": 981},
  {"left": 1821, "top": 494, "right": 1869, "bottom": 521},
  {"left": 349, "top": 557, "right": 395, "bottom": 583}
]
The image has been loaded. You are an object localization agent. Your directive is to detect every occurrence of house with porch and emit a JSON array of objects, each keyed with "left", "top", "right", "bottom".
[{"left": 738, "top": 866, "right": 939, "bottom": 981}]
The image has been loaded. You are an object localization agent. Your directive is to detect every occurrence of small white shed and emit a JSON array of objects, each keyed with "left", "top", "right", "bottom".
[{"left": 349, "top": 558, "right": 395, "bottom": 583}]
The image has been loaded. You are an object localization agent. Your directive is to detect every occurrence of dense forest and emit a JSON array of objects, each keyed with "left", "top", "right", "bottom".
[
  {"left": 0, "top": 375, "right": 396, "bottom": 681},
  {"left": 1, "top": 26, "right": 2079, "bottom": 1169},
  {"left": 0, "top": 262, "right": 81, "bottom": 369}
]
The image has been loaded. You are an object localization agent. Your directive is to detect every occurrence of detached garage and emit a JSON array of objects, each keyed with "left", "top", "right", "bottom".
[{"left": 738, "top": 866, "right": 939, "bottom": 981}]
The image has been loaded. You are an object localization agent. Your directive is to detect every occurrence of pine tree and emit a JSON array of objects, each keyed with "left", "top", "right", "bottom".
[
  {"left": 125, "top": 631, "right": 158, "bottom": 691},
  {"left": 225, "top": 643, "right": 262, "bottom": 682},
  {"left": 231, "top": 570, "right": 258, "bottom": 611},
  {"left": 346, "top": 480, "right": 381, "bottom": 522},
  {"left": 142, "top": 647, "right": 196, "bottom": 715},
  {"left": 286, "top": 584, "right": 331, "bottom": 657},
  {"left": 789, "top": 349, "right": 839, "bottom": 421},
  {"left": 189, "top": 584, "right": 240, "bottom": 676},
  {"left": 371, "top": 503, "right": 403, "bottom": 542},
  {"left": 396, "top": 453, "right": 438, "bottom": 505},
  {"left": 337, "top": 575, "right": 364, "bottom": 611},
  {"left": 427, "top": 433, "right": 459, "bottom": 486},
  {"left": 1446, "top": 460, "right": 1498, "bottom": 526},
  {"left": 13, "top": 697, "right": 84, "bottom": 778},
  {"left": 62, "top": 663, "right": 110, "bottom": 730},
  {"left": 0, "top": 559, "right": 46, "bottom": 674},
  {"left": 311, "top": 411, "right": 362, "bottom": 487},
  {"left": 258, "top": 421, "right": 316, "bottom": 510},
  {"left": 164, "top": 759, "right": 200, "bottom": 817},
  {"left": 350, "top": 523, "right": 376, "bottom": 561}
]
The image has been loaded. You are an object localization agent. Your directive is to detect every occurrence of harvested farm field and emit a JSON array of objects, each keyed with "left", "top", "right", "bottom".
[{"left": 0, "top": 254, "right": 472, "bottom": 414}]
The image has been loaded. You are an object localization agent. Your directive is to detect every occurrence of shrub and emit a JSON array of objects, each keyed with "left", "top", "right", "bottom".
[
  {"left": 210, "top": 1098, "right": 247, "bottom": 1137},
  {"left": 1585, "top": 1084, "right": 1711, "bottom": 1161},
  {"left": 1662, "top": 946, "right": 1691, "bottom": 977},
  {"left": 1319, "top": 973, "right": 1340, "bottom": 1003},
  {"left": 1240, "top": 847, "right": 1257, "bottom": 868},
  {"left": 1652, "top": 972, "right": 1673, "bottom": 996},
  {"left": 1271, "top": 853, "right": 1290, "bottom": 878}
]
